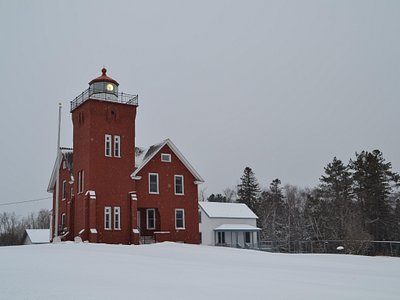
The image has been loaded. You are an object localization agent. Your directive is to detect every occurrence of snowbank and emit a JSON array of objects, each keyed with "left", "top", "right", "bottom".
[{"left": 0, "top": 242, "right": 399, "bottom": 299}]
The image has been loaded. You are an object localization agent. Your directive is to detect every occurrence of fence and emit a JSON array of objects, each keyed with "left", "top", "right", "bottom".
[{"left": 257, "top": 240, "right": 400, "bottom": 256}]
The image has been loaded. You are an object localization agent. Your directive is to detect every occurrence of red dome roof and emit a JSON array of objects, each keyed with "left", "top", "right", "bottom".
[{"left": 89, "top": 68, "right": 119, "bottom": 86}]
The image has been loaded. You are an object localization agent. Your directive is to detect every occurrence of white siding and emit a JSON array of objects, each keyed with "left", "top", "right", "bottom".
[{"left": 198, "top": 206, "right": 258, "bottom": 246}]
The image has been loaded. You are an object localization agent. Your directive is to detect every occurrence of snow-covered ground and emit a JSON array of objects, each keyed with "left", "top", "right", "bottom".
[{"left": 1, "top": 242, "right": 399, "bottom": 299}]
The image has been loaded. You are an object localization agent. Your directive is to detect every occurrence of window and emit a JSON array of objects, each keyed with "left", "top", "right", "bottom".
[
  {"left": 105, "top": 134, "right": 112, "bottom": 157},
  {"left": 146, "top": 209, "right": 155, "bottom": 230},
  {"left": 199, "top": 232, "right": 202, "bottom": 243},
  {"left": 62, "top": 180, "right": 66, "bottom": 200},
  {"left": 114, "top": 136, "right": 121, "bottom": 157},
  {"left": 62, "top": 160, "right": 66, "bottom": 169},
  {"left": 175, "top": 209, "right": 185, "bottom": 229},
  {"left": 245, "top": 232, "right": 251, "bottom": 244},
  {"left": 198, "top": 210, "right": 202, "bottom": 223},
  {"left": 61, "top": 213, "right": 66, "bottom": 228},
  {"left": 217, "top": 232, "right": 225, "bottom": 244},
  {"left": 104, "top": 207, "right": 111, "bottom": 230},
  {"left": 174, "top": 175, "right": 184, "bottom": 195},
  {"left": 77, "top": 170, "right": 85, "bottom": 194},
  {"left": 114, "top": 207, "right": 121, "bottom": 230},
  {"left": 81, "top": 170, "right": 84, "bottom": 193},
  {"left": 149, "top": 173, "right": 159, "bottom": 194},
  {"left": 77, "top": 171, "right": 81, "bottom": 193},
  {"left": 70, "top": 187, "right": 74, "bottom": 199},
  {"left": 161, "top": 153, "right": 171, "bottom": 162}
]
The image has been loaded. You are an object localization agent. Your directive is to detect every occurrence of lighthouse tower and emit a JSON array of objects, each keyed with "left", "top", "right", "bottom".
[
  {"left": 48, "top": 68, "right": 203, "bottom": 245},
  {"left": 70, "top": 68, "right": 138, "bottom": 243}
]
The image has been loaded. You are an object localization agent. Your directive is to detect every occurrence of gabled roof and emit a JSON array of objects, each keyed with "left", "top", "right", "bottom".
[
  {"left": 47, "top": 148, "right": 73, "bottom": 193},
  {"left": 199, "top": 202, "right": 258, "bottom": 219},
  {"left": 132, "top": 139, "right": 204, "bottom": 183},
  {"left": 24, "top": 229, "right": 50, "bottom": 244}
]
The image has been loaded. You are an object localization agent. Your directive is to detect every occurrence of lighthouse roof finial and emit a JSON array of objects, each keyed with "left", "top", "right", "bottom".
[{"left": 89, "top": 67, "right": 119, "bottom": 86}]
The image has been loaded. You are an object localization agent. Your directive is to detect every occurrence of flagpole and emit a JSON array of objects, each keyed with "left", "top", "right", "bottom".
[{"left": 54, "top": 103, "right": 62, "bottom": 240}]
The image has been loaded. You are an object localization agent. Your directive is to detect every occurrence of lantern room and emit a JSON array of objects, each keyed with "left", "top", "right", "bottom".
[
  {"left": 89, "top": 68, "right": 119, "bottom": 96},
  {"left": 70, "top": 68, "right": 138, "bottom": 112}
]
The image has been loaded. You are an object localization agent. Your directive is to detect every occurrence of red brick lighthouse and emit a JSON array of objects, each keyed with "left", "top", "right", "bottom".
[{"left": 48, "top": 69, "right": 203, "bottom": 245}]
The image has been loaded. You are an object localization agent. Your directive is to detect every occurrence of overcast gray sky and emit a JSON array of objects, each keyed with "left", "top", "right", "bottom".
[{"left": 1, "top": 0, "right": 399, "bottom": 216}]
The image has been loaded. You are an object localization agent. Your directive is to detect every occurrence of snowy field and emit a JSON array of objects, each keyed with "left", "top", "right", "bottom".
[{"left": 1, "top": 242, "right": 399, "bottom": 300}]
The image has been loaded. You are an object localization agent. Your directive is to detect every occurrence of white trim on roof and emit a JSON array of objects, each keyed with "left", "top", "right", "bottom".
[
  {"left": 47, "top": 148, "right": 73, "bottom": 193},
  {"left": 47, "top": 151, "right": 62, "bottom": 193},
  {"left": 131, "top": 139, "right": 204, "bottom": 183}
]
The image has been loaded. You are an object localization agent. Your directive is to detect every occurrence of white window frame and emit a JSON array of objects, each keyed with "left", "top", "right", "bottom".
[
  {"left": 175, "top": 209, "right": 185, "bottom": 229},
  {"left": 105, "top": 134, "right": 112, "bottom": 157},
  {"left": 114, "top": 135, "right": 121, "bottom": 158},
  {"left": 62, "top": 180, "right": 66, "bottom": 200},
  {"left": 146, "top": 208, "right": 155, "bottom": 230},
  {"left": 161, "top": 153, "right": 171, "bottom": 162},
  {"left": 149, "top": 173, "right": 159, "bottom": 194},
  {"left": 114, "top": 207, "right": 121, "bottom": 230},
  {"left": 104, "top": 207, "right": 111, "bottom": 230},
  {"left": 174, "top": 175, "right": 184, "bottom": 195}
]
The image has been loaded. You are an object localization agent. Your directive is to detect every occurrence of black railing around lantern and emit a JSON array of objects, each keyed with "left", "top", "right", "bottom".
[{"left": 70, "top": 87, "right": 138, "bottom": 111}]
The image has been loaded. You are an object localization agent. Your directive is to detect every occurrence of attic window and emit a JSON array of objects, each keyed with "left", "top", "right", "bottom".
[{"left": 161, "top": 153, "right": 171, "bottom": 162}]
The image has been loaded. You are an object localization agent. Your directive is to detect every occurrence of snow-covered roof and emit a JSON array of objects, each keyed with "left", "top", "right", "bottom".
[
  {"left": 199, "top": 202, "right": 258, "bottom": 219},
  {"left": 132, "top": 139, "right": 204, "bottom": 183},
  {"left": 25, "top": 229, "right": 50, "bottom": 244},
  {"left": 213, "top": 224, "right": 261, "bottom": 231}
]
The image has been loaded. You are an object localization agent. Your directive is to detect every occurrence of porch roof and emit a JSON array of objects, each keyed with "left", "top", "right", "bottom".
[{"left": 213, "top": 224, "right": 261, "bottom": 232}]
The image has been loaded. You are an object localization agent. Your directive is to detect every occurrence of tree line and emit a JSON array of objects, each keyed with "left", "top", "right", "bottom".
[
  {"left": 0, "top": 209, "right": 50, "bottom": 246},
  {"left": 205, "top": 150, "right": 400, "bottom": 253}
]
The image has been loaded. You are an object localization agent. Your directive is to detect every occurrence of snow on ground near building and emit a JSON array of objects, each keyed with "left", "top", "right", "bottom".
[{"left": 1, "top": 242, "right": 399, "bottom": 300}]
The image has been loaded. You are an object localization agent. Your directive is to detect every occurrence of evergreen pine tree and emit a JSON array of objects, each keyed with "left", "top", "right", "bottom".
[
  {"left": 237, "top": 167, "right": 260, "bottom": 214},
  {"left": 319, "top": 157, "right": 352, "bottom": 239},
  {"left": 267, "top": 179, "right": 286, "bottom": 241},
  {"left": 350, "top": 150, "right": 400, "bottom": 240}
]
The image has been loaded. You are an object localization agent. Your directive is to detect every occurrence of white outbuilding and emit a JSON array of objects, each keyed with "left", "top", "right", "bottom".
[
  {"left": 22, "top": 229, "right": 50, "bottom": 245},
  {"left": 198, "top": 202, "right": 260, "bottom": 248}
]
